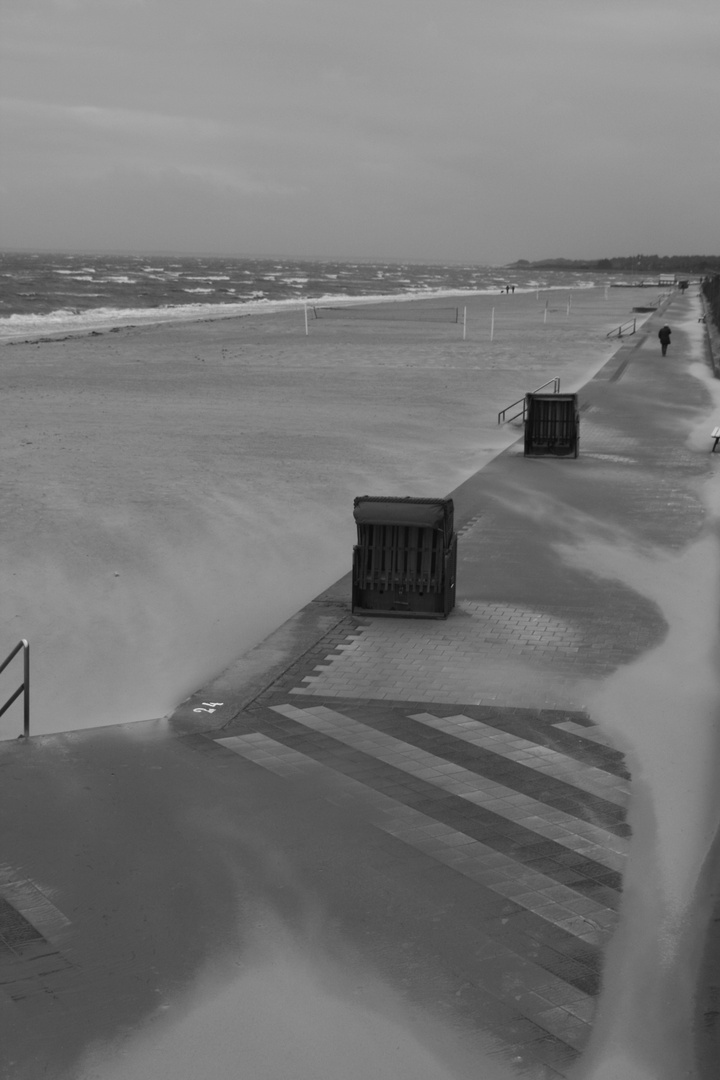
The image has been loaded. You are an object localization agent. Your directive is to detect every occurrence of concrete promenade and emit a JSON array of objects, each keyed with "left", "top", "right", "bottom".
[{"left": 1, "top": 290, "right": 719, "bottom": 1079}]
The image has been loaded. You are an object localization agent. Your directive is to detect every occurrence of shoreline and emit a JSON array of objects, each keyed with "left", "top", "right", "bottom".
[{"left": 1, "top": 280, "right": 629, "bottom": 347}]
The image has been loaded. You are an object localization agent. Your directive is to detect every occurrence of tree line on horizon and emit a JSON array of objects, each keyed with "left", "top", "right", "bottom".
[
  {"left": 512, "top": 255, "right": 720, "bottom": 274},
  {"left": 701, "top": 275, "right": 720, "bottom": 340}
]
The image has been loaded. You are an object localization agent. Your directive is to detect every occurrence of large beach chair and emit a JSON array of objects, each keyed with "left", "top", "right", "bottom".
[
  {"left": 524, "top": 392, "right": 580, "bottom": 458},
  {"left": 352, "top": 496, "right": 457, "bottom": 618}
]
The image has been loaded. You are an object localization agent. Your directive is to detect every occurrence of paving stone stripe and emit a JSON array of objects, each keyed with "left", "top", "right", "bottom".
[
  {"left": 408, "top": 712, "right": 629, "bottom": 806},
  {"left": 215, "top": 730, "right": 604, "bottom": 1058},
  {"left": 218, "top": 714, "right": 620, "bottom": 932},
  {"left": 279, "top": 701, "right": 630, "bottom": 836},
  {"left": 553, "top": 721, "right": 619, "bottom": 749},
  {"left": 217, "top": 729, "right": 601, "bottom": 1051},
  {"left": 0, "top": 871, "right": 71, "bottom": 940},
  {"left": 0, "top": 896, "right": 74, "bottom": 1003},
  {"left": 263, "top": 705, "right": 619, "bottom": 939},
  {"left": 351, "top": 704, "right": 626, "bottom": 829},
  {"left": 272, "top": 703, "right": 628, "bottom": 875},
  {"left": 245, "top": 702, "right": 625, "bottom": 907},
  {"left": 392, "top": 703, "right": 627, "bottom": 778},
  {"left": 215, "top": 722, "right": 611, "bottom": 1066}
]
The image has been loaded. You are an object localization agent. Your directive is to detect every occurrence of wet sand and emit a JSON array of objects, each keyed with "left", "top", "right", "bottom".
[{"left": 1, "top": 287, "right": 653, "bottom": 738}]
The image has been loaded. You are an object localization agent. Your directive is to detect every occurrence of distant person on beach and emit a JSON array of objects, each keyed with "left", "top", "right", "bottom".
[{"left": 658, "top": 325, "right": 672, "bottom": 356}]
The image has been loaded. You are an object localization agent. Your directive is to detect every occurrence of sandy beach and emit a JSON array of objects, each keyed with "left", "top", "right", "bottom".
[{"left": 0, "top": 287, "right": 663, "bottom": 737}]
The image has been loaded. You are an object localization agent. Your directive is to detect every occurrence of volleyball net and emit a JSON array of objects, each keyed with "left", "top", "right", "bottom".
[{"left": 311, "top": 303, "right": 460, "bottom": 324}]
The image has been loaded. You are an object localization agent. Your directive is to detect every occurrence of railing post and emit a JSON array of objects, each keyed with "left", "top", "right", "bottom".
[
  {"left": 0, "top": 639, "right": 30, "bottom": 738},
  {"left": 23, "top": 640, "right": 29, "bottom": 738},
  {"left": 498, "top": 377, "right": 561, "bottom": 425}
]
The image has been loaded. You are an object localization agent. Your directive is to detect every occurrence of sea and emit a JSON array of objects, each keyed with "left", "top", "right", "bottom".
[{"left": 0, "top": 250, "right": 613, "bottom": 341}]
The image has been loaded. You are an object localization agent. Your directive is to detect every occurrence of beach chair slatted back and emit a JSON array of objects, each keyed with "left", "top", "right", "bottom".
[
  {"left": 352, "top": 497, "right": 457, "bottom": 618},
  {"left": 524, "top": 393, "right": 579, "bottom": 457}
]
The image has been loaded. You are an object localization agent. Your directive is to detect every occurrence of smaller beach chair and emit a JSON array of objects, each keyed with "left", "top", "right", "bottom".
[{"left": 524, "top": 393, "right": 580, "bottom": 458}]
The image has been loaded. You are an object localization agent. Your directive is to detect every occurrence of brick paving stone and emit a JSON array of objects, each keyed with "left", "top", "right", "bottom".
[
  {"left": 287, "top": 608, "right": 615, "bottom": 709},
  {"left": 0, "top": 895, "right": 76, "bottom": 1014}
]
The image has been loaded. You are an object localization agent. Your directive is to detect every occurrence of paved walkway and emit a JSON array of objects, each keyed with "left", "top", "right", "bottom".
[{"left": 2, "top": 290, "right": 719, "bottom": 1080}]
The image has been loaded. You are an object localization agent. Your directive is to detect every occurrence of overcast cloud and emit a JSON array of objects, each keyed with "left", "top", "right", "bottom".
[{"left": 1, "top": 0, "right": 718, "bottom": 262}]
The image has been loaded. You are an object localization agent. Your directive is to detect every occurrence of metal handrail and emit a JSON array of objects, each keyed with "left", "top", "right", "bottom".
[
  {"left": 0, "top": 639, "right": 29, "bottom": 738},
  {"left": 497, "top": 378, "right": 560, "bottom": 424},
  {"left": 606, "top": 318, "right": 637, "bottom": 340}
]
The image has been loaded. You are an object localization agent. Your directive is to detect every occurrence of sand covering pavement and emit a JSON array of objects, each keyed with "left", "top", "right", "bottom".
[{"left": 1, "top": 289, "right": 719, "bottom": 1079}]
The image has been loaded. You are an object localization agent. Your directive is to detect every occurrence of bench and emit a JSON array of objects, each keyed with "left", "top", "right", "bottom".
[{"left": 712, "top": 427, "right": 720, "bottom": 452}]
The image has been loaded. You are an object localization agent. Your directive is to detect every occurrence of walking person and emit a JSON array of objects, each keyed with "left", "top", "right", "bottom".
[{"left": 658, "top": 324, "right": 672, "bottom": 356}]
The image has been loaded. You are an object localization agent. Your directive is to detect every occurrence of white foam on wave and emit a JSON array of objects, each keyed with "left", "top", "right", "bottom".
[
  {"left": 0, "top": 291, "right": 442, "bottom": 342},
  {"left": 186, "top": 275, "right": 231, "bottom": 282},
  {"left": 0, "top": 281, "right": 603, "bottom": 343},
  {"left": 0, "top": 299, "right": 295, "bottom": 341}
]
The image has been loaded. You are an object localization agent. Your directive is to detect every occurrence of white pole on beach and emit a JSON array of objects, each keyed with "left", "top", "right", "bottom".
[
  {"left": 490, "top": 307, "right": 495, "bottom": 341},
  {"left": 544, "top": 301, "right": 548, "bottom": 324},
  {"left": 304, "top": 303, "right": 309, "bottom": 336},
  {"left": 566, "top": 293, "right": 572, "bottom": 317},
  {"left": 463, "top": 306, "right": 467, "bottom": 341}
]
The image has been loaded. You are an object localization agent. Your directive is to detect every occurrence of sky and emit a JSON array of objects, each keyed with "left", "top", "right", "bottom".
[{"left": 1, "top": 0, "right": 719, "bottom": 264}]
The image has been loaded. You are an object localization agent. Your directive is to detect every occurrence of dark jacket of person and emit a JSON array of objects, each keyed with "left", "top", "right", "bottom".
[{"left": 658, "top": 326, "right": 672, "bottom": 344}]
